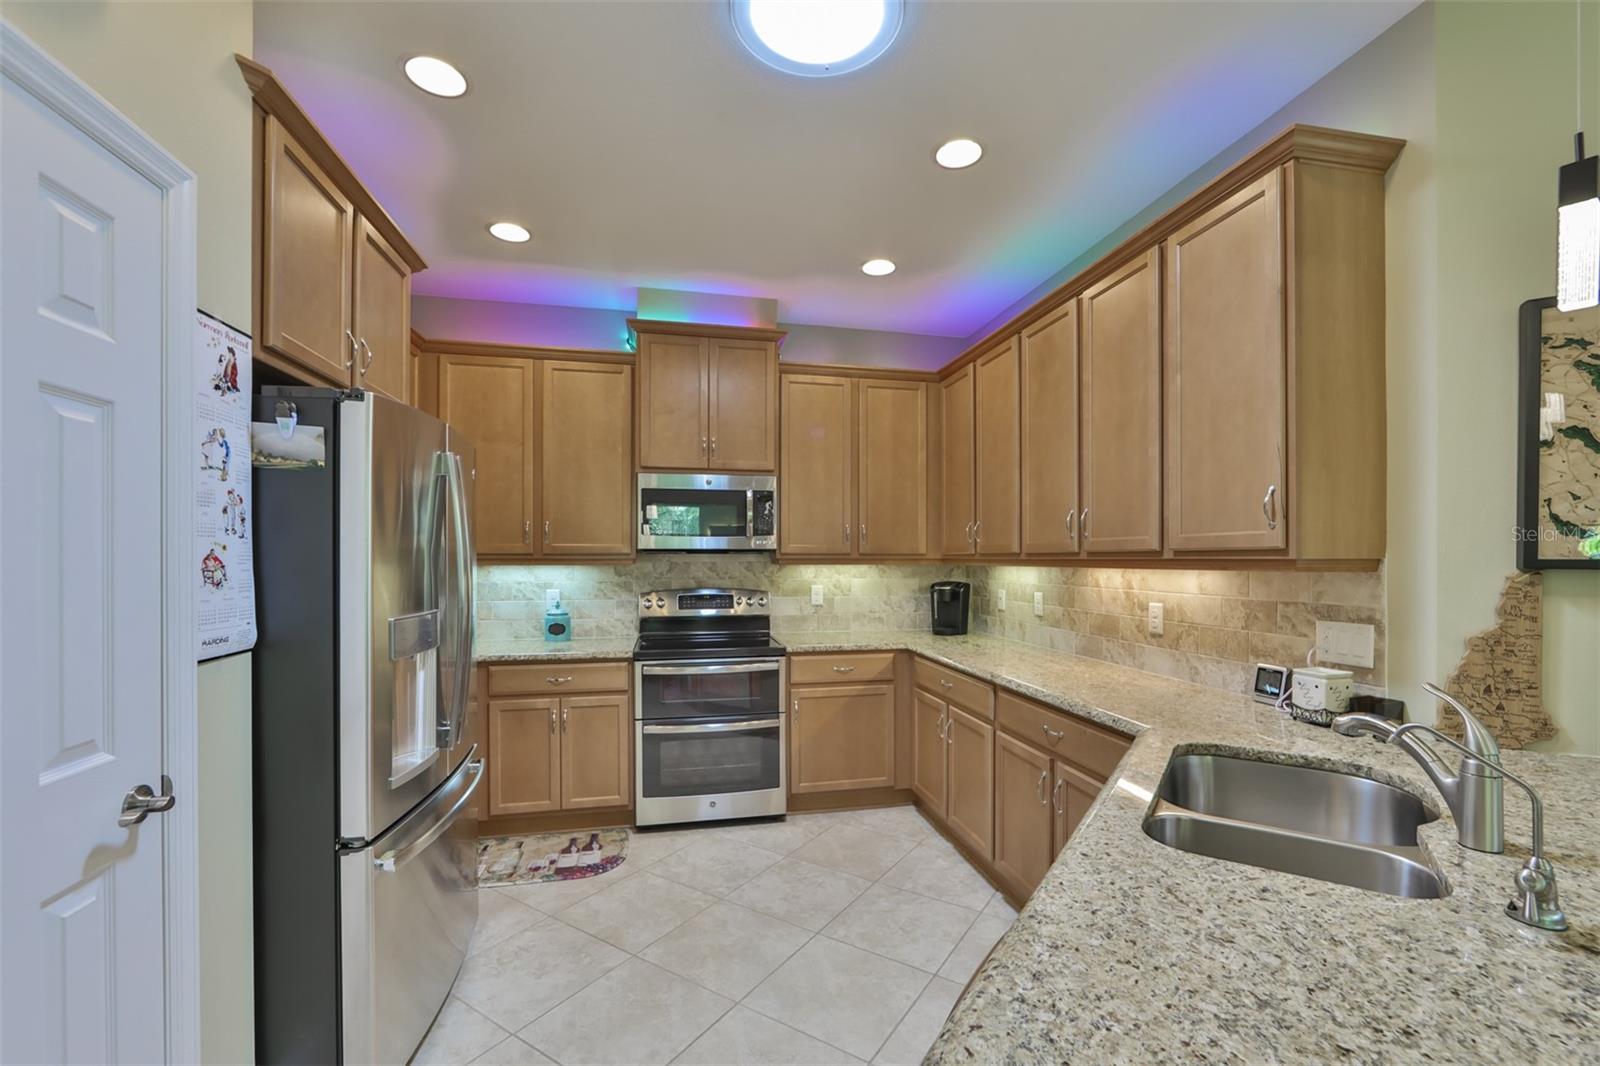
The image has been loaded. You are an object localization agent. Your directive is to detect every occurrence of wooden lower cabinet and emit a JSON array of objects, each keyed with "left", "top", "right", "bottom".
[
  {"left": 1054, "top": 760, "right": 1102, "bottom": 856},
  {"left": 993, "top": 731, "right": 1055, "bottom": 895},
  {"left": 487, "top": 688, "right": 631, "bottom": 817},
  {"left": 789, "top": 683, "right": 895, "bottom": 793},
  {"left": 910, "top": 687, "right": 949, "bottom": 811},
  {"left": 945, "top": 705, "right": 995, "bottom": 859},
  {"left": 560, "top": 694, "right": 632, "bottom": 809},
  {"left": 488, "top": 697, "right": 561, "bottom": 816}
]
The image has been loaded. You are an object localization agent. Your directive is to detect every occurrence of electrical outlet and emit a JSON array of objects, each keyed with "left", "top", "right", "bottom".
[
  {"left": 810, "top": 584, "right": 825, "bottom": 607},
  {"left": 997, "top": 589, "right": 1007, "bottom": 611},
  {"left": 1033, "top": 591, "right": 1044, "bottom": 617},
  {"left": 1148, "top": 601, "right": 1165, "bottom": 636},
  {"left": 545, "top": 588, "right": 561, "bottom": 610},
  {"left": 1316, "top": 621, "right": 1375, "bottom": 668}
]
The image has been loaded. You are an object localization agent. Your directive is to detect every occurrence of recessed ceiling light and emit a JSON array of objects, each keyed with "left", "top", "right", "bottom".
[
  {"left": 404, "top": 55, "right": 467, "bottom": 98},
  {"left": 488, "top": 222, "right": 531, "bottom": 243},
  {"left": 732, "top": 0, "right": 904, "bottom": 77},
  {"left": 935, "top": 138, "right": 983, "bottom": 169},
  {"left": 861, "top": 258, "right": 896, "bottom": 276}
]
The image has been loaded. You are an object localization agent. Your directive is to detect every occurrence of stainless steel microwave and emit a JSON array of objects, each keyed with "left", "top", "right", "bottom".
[{"left": 638, "top": 473, "right": 777, "bottom": 551}]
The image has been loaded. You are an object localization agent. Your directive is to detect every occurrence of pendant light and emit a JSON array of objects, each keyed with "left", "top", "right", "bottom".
[{"left": 1558, "top": 0, "right": 1600, "bottom": 311}]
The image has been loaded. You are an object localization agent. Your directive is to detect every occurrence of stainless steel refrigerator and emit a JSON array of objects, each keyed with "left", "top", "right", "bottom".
[{"left": 252, "top": 389, "right": 481, "bottom": 1065}]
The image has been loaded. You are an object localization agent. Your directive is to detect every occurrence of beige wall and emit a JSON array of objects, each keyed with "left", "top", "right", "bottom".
[{"left": 1, "top": 1, "right": 259, "bottom": 1057}]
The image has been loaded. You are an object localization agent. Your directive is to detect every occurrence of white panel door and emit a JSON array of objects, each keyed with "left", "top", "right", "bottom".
[{"left": 1, "top": 67, "right": 170, "bottom": 1064}]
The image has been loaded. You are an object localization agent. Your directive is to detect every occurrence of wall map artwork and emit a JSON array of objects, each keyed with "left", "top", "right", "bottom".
[{"left": 1517, "top": 299, "right": 1600, "bottom": 569}]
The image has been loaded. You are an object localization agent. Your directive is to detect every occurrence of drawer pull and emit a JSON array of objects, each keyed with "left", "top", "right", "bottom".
[
  {"left": 1041, "top": 723, "right": 1065, "bottom": 742},
  {"left": 832, "top": 665, "right": 855, "bottom": 674},
  {"left": 939, "top": 679, "right": 954, "bottom": 690},
  {"left": 546, "top": 675, "right": 573, "bottom": 685},
  {"left": 1036, "top": 767, "right": 1048, "bottom": 804}
]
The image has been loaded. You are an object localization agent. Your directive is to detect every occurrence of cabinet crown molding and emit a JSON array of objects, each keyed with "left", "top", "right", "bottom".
[
  {"left": 236, "top": 53, "right": 427, "bottom": 273},
  {"left": 627, "top": 317, "right": 787, "bottom": 346}
]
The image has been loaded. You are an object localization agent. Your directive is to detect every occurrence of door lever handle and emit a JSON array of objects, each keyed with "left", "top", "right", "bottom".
[{"left": 119, "top": 776, "right": 176, "bottom": 827}]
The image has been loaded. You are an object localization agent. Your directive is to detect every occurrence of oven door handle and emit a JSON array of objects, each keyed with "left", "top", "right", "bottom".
[
  {"left": 641, "top": 719, "right": 777, "bottom": 735},
  {"left": 640, "top": 661, "right": 781, "bottom": 676}
]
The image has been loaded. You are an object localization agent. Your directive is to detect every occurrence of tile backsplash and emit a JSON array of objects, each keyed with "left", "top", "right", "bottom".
[
  {"left": 475, "top": 557, "right": 955, "bottom": 642},
  {"left": 476, "top": 556, "right": 1386, "bottom": 696},
  {"left": 968, "top": 565, "right": 1386, "bottom": 692}
]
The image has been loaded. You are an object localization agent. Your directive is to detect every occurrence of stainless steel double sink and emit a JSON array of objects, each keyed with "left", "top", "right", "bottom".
[{"left": 1142, "top": 752, "right": 1450, "bottom": 899}]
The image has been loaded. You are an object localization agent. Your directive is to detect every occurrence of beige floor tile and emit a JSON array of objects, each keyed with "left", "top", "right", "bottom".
[
  {"left": 871, "top": 977, "right": 965, "bottom": 1065},
  {"left": 453, "top": 921, "right": 629, "bottom": 1031},
  {"left": 470, "top": 890, "right": 546, "bottom": 957},
  {"left": 414, "top": 997, "right": 510, "bottom": 1066},
  {"left": 491, "top": 861, "right": 636, "bottom": 915},
  {"left": 980, "top": 893, "right": 1020, "bottom": 922},
  {"left": 743, "top": 937, "right": 931, "bottom": 1060},
  {"left": 836, "top": 804, "right": 937, "bottom": 843},
  {"left": 727, "top": 857, "right": 871, "bottom": 932},
  {"left": 520, "top": 958, "right": 733, "bottom": 1065},
  {"left": 556, "top": 871, "right": 716, "bottom": 953},
  {"left": 710, "top": 816, "right": 826, "bottom": 855},
  {"left": 640, "top": 900, "right": 811, "bottom": 999},
  {"left": 625, "top": 827, "right": 702, "bottom": 869},
  {"left": 673, "top": 1006, "right": 863, "bottom": 1065},
  {"left": 878, "top": 839, "right": 996, "bottom": 910},
  {"left": 471, "top": 1035, "right": 557, "bottom": 1065},
  {"left": 935, "top": 914, "right": 1013, "bottom": 983},
  {"left": 787, "top": 824, "right": 917, "bottom": 882},
  {"left": 821, "top": 883, "right": 979, "bottom": 973},
  {"left": 646, "top": 835, "right": 785, "bottom": 897}
]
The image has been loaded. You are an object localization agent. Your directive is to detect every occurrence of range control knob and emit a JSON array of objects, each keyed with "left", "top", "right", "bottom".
[
  {"left": 654, "top": 595, "right": 666, "bottom": 607},
  {"left": 736, "top": 596, "right": 746, "bottom": 607},
  {"left": 640, "top": 595, "right": 652, "bottom": 609},
  {"left": 756, "top": 594, "right": 768, "bottom": 607}
]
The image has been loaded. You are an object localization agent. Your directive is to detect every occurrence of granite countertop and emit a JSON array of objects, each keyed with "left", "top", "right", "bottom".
[
  {"left": 475, "top": 637, "right": 636, "bottom": 663},
  {"left": 778, "top": 630, "right": 1600, "bottom": 1064}
]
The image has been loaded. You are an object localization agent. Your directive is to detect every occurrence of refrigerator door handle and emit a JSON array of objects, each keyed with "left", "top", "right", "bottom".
[
  {"left": 373, "top": 748, "right": 482, "bottom": 873},
  {"left": 444, "top": 451, "right": 474, "bottom": 746}
]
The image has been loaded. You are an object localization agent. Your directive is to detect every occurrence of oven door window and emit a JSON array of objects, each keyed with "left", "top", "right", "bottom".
[
  {"left": 641, "top": 488, "right": 748, "bottom": 538},
  {"left": 639, "top": 665, "right": 781, "bottom": 720},
  {"left": 640, "top": 717, "right": 781, "bottom": 798}
]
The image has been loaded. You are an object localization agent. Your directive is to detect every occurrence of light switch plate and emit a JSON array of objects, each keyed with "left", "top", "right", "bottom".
[
  {"left": 997, "top": 589, "right": 1007, "bottom": 611},
  {"left": 810, "top": 584, "right": 825, "bottom": 607},
  {"left": 545, "top": 588, "right": 561, "bottom": 610},
  {"left": 1316, "top": 620, "right": 1375, "bottom": 669},
  {"left": 1148, "top": 601, "right": 1165, "bottom": 636},
  {"left": 1033, "top": 591, "right": 1044, "bottom": 616}
]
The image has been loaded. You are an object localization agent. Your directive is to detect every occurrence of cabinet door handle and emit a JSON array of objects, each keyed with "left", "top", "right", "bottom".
[
  {"left": 1041, "top": 722, "right": 1065, "bottom": 742},
  {"left": 344, "top": 329, "right": 358, "bottom": 370},
  {"left": 860, "top": 523, "right": 867, "bottom": 547},
  {"left": 710, "top": 437, "right": 717, "bottom": 457},
  {"left": 701, "top": 436, "right": 708, "bottom": 456},
  {"left": 1053, "top": 777, "right": 1064, "bottom": 816},
  {"left": 1080, "top": 507, "right": 1089, "bottom": 539},
  {"left": 844, "top": 523, "right": 851, "bottom": 545},
  {"left": 359, "top": 337, "right": 374, "bottom": 374},
  {"left": 1262, "top": 484, "right": 1278, "bottom": 530},
  {"left": 549, "top": 708, "right": 556, "bottom": 734},
  {"left": 523, "top": 520, "right": 531, "bottom": 544},
  {"left": 935, "top": 711, "right": 946, "bottom": 738},
  {"left": 544, "top": 519, "right": 551, "bottom": 544},
  {"left": 561, "top": 707, "right": 569, "bottom": 732},
  {"left": 974, "top": 520, "right": 981, "bottom": 544},
  {"left": 793, "top": 697, "right": 799, "bottom": 713},
  {"left": 964, "top": 520, "right": 973, "bottom": 545},
  {"left": 546, "top": 675, "right": 573, "bottom": 685},
  {"left": 1066, "top": 508, "right": 1075, "bottom": 536},
  {"left": 832, "top": 665, "right": 855, "bottom": 673},
  {"left": 1036, "top": 767, "right": 1049, "bottom": 805}
]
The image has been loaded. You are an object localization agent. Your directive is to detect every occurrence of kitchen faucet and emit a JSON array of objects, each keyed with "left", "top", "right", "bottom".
[{"left": 1332, "top": 683, "right": 1568, "bottom": 932}]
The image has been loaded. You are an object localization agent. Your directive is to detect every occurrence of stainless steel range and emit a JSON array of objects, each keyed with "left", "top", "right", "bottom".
[{"left": 633, "top": 589, "right": 786, "bottom": 826}]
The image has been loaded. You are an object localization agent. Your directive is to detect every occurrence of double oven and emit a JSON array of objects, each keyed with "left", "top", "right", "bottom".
[{"left": 633, "top": 589, "right": 787, "bottom": 826}]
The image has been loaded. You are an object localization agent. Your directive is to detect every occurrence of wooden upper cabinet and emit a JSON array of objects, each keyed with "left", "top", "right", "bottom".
[
  {"left": 709, "top": 338, "right": 778, "bottom": 470},
  {"left": 637, "top": 333, "right": 710, "bottom": 469},
  {"left": 940, "top": 366, "right": 976, "bottom": 556},
  {"left": 781, "top": 374, "right": 854, "bottom": 556},
  {"left": 438, "top": 354, "right": 536, "bottom": 556},
  {"left": 857, "top": 379, "right": 928, "bottom": 556},
  {"left": 789, "top": 683, "right": 896, "bottom": 793},
  {"left": 1165, "top": 169, "right": 1287, "bottom": 552},
  {"left": 488, "top": 697, "right": 560, "bottom": 816},
  {"left": 1080, "top": 248, "right": 1163, "bottom": 553},
  {"left": 351, "top": 216, "right": 412, "bottom": 403},
  {"left": 541, "top": 360, "right": 634, "bottom": 556},
  {"left": 994, "top": 731, "right": 1056, "bottom": 895},
  {"left": 261, "top": 115, "right": 354, "bottom": 384},
  {"left": 973, "top": 338, "right": 1021, "bottom": 556},
  {"left": 559, "top": 694, "right": 632, "bottom": 810},
  {"left": 1020, "top": 302, "right": 1080, "bottom": 555}
]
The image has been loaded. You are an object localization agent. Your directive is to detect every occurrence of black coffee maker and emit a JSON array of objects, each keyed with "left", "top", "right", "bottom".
[{"left": 929, "top": 581, "right": 971, "bottom": 635}]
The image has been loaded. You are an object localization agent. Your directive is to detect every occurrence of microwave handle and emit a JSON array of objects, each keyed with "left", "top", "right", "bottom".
[{"left": 746, "top": 487, "right": 754, "bottom": 541}]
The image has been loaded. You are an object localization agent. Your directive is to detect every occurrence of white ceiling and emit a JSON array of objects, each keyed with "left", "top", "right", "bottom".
[{"left": 254, "top": 1, "right": 1416, "bottom": 338}]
